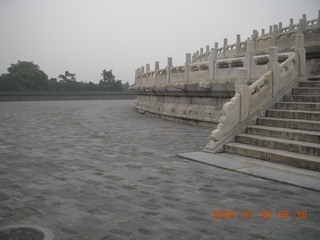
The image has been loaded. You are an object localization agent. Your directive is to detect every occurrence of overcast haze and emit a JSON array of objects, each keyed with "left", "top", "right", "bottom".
[{"left": 0, "top": 0, "right": 319, "bottom": 84}]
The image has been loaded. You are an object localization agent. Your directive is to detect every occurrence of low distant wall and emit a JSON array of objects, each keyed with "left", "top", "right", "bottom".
[{"left": 0, "top": 91, "right": 135, "bottom": 101}]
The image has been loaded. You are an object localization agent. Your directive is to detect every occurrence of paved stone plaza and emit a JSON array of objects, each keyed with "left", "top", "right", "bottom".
[{"left": 0, "top": 100, "right": 319, "bottom": 240}]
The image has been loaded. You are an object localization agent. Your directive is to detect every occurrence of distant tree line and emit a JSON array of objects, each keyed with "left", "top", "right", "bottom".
[{"left": 0, "top": 61, "right": 130, "bottom": 91}]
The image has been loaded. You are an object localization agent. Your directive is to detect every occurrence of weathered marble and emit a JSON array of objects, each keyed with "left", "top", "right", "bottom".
[{"left": 132, "top": 11, "right": 319, "bottom": 128}]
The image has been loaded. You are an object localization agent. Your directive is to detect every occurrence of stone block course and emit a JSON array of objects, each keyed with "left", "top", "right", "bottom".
[
  {"left": 236, "top": 134, "right": 320, "bottom": 156},
  {"left": 246, "top": 126, "right": 320, "bottom": 143},
  {"left": 275, "top": 102, "right": 320, "bottom": 111},
  {"left": 257, "top": 117, "right": 320, "bottom": 131},
  {"left": 267, "top": 109, "right": 320, "bottom": 120},
  {"left": 225, "top": 143, "right": 320, "bottom": 171},
  {"left": 283, "top": 95, "right": 320, "bottom": 102}
]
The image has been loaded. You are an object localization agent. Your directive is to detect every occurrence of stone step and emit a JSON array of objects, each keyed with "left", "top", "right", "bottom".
[
  {"left": 300, "top": 81, "right": 320, "bottom": 87},
  {"left": 225, "top": 143, "right": 320, "bottom": 171},
  {"left": 235, "top": 134, "right": 320, "bottom": 156},
  {"left": 247, "top": 125, "right": 320, "bottom": 143},
  {"left": 267, "top": 109, "right": 320, "bottom": 120},
  {"left": 307, "top": 76, "right": 320, "bottom": 81},
  {"left": 292, "top": 87, "right": 320, "bottom": 95},
  {"left": 283, "top": 95, "right": 320, "bottom": 102},
  {"left": 257, "top": 117, "right": 320, "bottom": 131},
  {"left": 275, "top": 102, "right": 320, "bottom": 111}
]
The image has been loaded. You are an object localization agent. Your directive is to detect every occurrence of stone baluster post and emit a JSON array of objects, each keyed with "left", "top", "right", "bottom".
[
  {"left": 155, "top": 61, "right": 159, "bottom": 83},
  {"left": 289, "top": 18, "right": 294, "bottom": 31},
  {"left": 140, "top": 66, "right": 145, "bottom": 85},
  {"left": 303, "top": 14, "right": 307, "bottom": 28},
  {"left": 295, "top": 34, "right": 306, "bottom": 81},
  {"left": 298, "top": 18, "right": 305, "bottom": 34},
  {"left": 236, "top": 68, "right": 249, "bottom": 121},
  {"left": 251, "top": 30, "right": 258, "bottom": 51},
  {"left": 185, "top": 53, "right": 191, "bottom": 82},
  {"left": 205, "top": 45, "right": 210, "bottom": 61},
  {"left": 223, "top": 38, "right": 227, "bottom": 58},
  {"left": 214, "top": 42, "right": 219, "bottom": 58},
  {"left": 261, "top": 29, "right": 265, "bottom": 37},
  {"left": 135, "top": 68, "right": 139, "bottom": 85},
  {"left": 236, "top": 34, "right": 241, "bottom": 56},
  {"left": 134, "top": 69, "right": 139, "bottom": 86},
  {"left": 272, "top": 24, "right": 278, "bottom": 46},
  {"left": 196, "top": 51, "right": 200, "bottom": 62},
  {"left": 167, "top": 57, "right": 172, "bottom": 82},
  {"left": 251, "top": 30, "right": 258, "bottom": 40},
  {"left": 268, "top": 47, "right": 280, "bottom": 97},
  {"left": 244, "top": 42, "right": 254, "bottom": 80},
  {"left": 209, "top": 48, "right": 217, "bottom": 81},
  {"left": 269, "top": 25, "right": 273, "bottom": 35},
  {"left": 279, "top": 22, "right": 283, "bottom": 33},
  {"left": 146, "top": 64, "right": 150, "bottom": 84},
  {"left": 200, "top": 48, "right": 204, "bottom": 62}
]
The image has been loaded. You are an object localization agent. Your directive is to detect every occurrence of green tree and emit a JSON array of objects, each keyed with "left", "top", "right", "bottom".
[
  {"left": 58, "top": 71, "right": 76, "bottom": 83},
  {"left": 0, "top": 61, "right": 47, "bottom": 91},
  {"left": 99, "top": 69, "right": 123, "bottom": 91},
  {"left": 0, "top": 63, "right": 130, "bottom": 92},
  {"left": 0, "top": 61, "right": 49, "bottom": 91}
]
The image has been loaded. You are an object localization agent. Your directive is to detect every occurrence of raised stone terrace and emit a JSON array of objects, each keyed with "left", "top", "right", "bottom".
[
  {"left": 131, "top": 10, "right": 320, "bottom": 172},
  {"left": 131, "top": 11, "right": 320, "bottom": 127},
  {"left": 0, "top": 100, "right": 320, "bottom": 239}
]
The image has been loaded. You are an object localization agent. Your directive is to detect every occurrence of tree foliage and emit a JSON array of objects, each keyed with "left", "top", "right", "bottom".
[
  {"left": 58, "top": 71, "right": 76, "bottom": 83},
  {"left": 0, "top": 61, "right": 130, "bottom": 92},
  {"left": 99, "top": 69, "right": 123, "bottom": 91},
  {"left": 0, "top": 61, "right": 49, "bottom": 91}
]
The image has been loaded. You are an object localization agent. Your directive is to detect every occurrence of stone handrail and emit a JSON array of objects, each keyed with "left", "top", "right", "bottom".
[
  {"left": 281, "top": 53, "right": 297, "bottom": 69},
  {"left": 249, "top": 70, "right": 272, "bottom": 96},
  {"left": 133, "top": 52, "right": 294, "bottom": 91},
  {"left": 280, "top": 53, "right": 298, "bottom": 77},
  {"left": 248, "top": 53, "right": 297, "bottom": 113},
  {"left": 133, "top": 10, "right": 318, "bottom": 88},
  {"left": 242, "top": 13, "right": 319, "bottom": 56},
  {"left": 208, "top": 93, "right": 241, "bottom": 141},
  {"left": 204, "top": 34, "right": 306, "bottom": 153}
]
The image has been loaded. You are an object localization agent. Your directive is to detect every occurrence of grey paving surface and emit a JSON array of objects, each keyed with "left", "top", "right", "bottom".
[{"left": 0, "top": 100, "right": 319, "bottom": 240}]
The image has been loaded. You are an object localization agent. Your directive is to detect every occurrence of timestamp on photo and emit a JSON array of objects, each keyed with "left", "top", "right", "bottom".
[{"left": 211, "top": 210, "right": 308, "bottom": 220}]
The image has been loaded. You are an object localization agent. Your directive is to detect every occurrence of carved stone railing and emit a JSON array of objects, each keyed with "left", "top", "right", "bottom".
[
  {"left": 132, "top": 49, "right": 294, "bottom": 92},
  {"left": 132, "top": 10, "right": 318, "bottom": 88},
  {"left": 132, "top": 10, "right": 317, "bottom": 129},
  {"left": 203, "top": 34, "right": 306, "bottom": 153}
]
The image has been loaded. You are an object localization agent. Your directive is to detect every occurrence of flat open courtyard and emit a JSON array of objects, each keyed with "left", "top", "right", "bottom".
[{"left": 0, "top": 100, "right": 319, "bottom": 240}]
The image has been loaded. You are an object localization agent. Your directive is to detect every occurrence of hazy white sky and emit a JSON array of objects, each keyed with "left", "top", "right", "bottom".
[{"left": 0, "top": 0, "right": 319, "bottom": 84}]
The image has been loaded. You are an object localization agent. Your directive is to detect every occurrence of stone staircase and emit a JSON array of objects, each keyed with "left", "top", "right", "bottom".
[{"left": 225, "top": 77, "right": 320, "bottom": 171}]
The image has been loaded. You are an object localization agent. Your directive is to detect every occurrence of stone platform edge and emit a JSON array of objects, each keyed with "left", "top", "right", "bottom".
[{"left": 178, "top": 151, "right": 320, "bottom": 192}]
